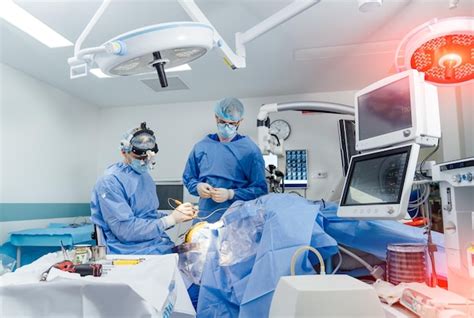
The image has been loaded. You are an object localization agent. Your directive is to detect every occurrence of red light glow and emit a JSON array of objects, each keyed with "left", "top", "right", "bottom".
[{"left": 410, "top": 34, "right": 474, "bottom": 85}]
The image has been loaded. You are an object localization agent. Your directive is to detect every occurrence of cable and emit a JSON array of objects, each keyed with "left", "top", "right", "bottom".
[
  {"left": 338, "top": 245, "right": 385, "bottom": 280},
  {"left": 419, "top": 143, "right": 440, "bottom": 178},
  {"left": 167, "top": 197, "right": 244, "bottom": 222},
  {"left": 409, "top": 183, "right": 430, "bottom": 208},
  {"left": 416, "top": 196, "right": 438, "bottom": 287},
  {"left": 332, "top": 250, "right": 343, "bottom": 274},
  {"left": 423, "top": 198, "right": 438, "bottom": 287},
  {"left": 270, "top": 133, "right": 281, "bottom": 146},
  {"left": 167, "top": 198, "right": 181, "bottom": 209},
  {"left": 290, "top": 245, "right": 326, "bottom": 276},
  {"left": 167, "top": 197, "right": 200, "bottom": 220},
  {"left": 408, "top": 182, "right": 432, "bottom": 223},
  {"left": 338, "top": 245, "right": 373, "bottom": 272},
  {"left": 409, "top": 204, "right": 421, "bottom": 219},
  {"left": 197, "top": 202, "right": 246, "bottom": 221},
  {"left": 195, "top": 207, "right": 227, "bottom": 221}
]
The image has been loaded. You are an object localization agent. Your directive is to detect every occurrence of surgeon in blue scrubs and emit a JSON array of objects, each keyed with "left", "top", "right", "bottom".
[
  {"left": 91, "top": 122, "right": 196, "bottom": 255},
  {"left": 183, "top": 97, "right": 268, "bottom": 223}
]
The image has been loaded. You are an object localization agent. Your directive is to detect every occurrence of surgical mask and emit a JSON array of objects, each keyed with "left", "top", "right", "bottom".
[
  {"left": 130, "top": 159, "right": 149, "bottom": 174},
  {"left": 129, "top": 150, "right": 156, "bottom": 174},
  {"left": 217, "top": 123, "right": 237, "bottom": 140}
]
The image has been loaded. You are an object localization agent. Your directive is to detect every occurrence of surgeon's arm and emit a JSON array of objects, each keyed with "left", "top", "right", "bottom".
[
  {"left": 183, "top": 149, "right": 200, "bottom": 196},
  {"left": 97, "top": 179, "right": 170, "bottom": 242},
  {"left": 233, "top": 153, "right": 269, "bottom": 200}
]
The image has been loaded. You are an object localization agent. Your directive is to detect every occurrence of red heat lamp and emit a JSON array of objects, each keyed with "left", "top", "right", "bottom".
[{"left": 395, "top": 17, "right": 474, "bottom": 86}]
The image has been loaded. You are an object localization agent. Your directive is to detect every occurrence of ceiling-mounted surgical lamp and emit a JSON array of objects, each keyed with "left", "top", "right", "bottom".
[
  {"left": 395, "top": 16, "right": 473, "bottom": 86},
  {"left": 68, "top": 0, "right": 321, "bottom": 87},
  {"left": 92, "top": 22, "right": 214, "bottom": 87}
]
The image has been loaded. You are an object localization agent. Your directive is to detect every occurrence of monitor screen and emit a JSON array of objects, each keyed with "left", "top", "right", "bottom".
[
  {"left": 341, "top": 146, "right": 412, "bottom": 206},
  {"left": 156, "top": 184, "right": 184, "bottom": 210},
  {"left": 285, "top": 149, "right": 308, "bottom": 187},
  {"left": 358, "top": 77, "right": 412, "bottom": 141}
]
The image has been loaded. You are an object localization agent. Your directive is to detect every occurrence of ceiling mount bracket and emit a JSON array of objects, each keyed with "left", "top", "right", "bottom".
[
  {"left": 67, "top": 0, "right": 321, "bottom": 80},
  {"left": 178, "top": 0, "right": 321, "bottom": 70}
]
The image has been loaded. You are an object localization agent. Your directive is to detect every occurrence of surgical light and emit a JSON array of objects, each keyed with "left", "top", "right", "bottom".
[
  {"left": 0, "top": 0, "right": 72, "bottom": 48},
  {"left": 68, "top": 0, "right": 321, "bottom": 86},
  {"left": 395, "top": 17, "right": 474, "bottom": 86},
  {"left": 93, "top": 22, "right": 214, "bottom": 87}
]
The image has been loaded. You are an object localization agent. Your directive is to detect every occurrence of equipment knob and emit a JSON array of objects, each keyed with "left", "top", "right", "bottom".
[
  {"left": 452, "top": 174, "right": 462, "bottom": 183},
  {"left": 466, "top": 172, "right": 473, "bottom": 182}
]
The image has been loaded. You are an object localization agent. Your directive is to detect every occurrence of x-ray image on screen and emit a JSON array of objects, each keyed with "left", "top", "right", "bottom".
[
  {"left": 358, "top": 77, "right": 412, "bottom": 141},
  {"left": 343, "top": 152, "right": 409, "bottom": 205}
]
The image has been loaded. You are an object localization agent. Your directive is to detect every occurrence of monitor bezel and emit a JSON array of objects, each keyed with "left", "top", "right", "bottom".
[
  {"left": 338, "top": 143, "right": 420, "bottom": 220},
  {"left": 340, "top": 145, "right": 413, "bottom": 207},
  {"left": 355, "top": 70, "right": 425, "bottom": 152}
]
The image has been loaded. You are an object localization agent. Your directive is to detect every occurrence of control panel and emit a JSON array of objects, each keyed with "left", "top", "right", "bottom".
[
  {"left": 432, "top": 158, "right": 474, "bottom": 187},
  {"left": 433, "top": 157, "right": 474, "bottom": 298}
]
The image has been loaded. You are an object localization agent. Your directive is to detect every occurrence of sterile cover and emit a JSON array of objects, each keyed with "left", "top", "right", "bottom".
[
  {"left": 0, "top": 253, "right": 195, "bottom": 318},
  {"left": 197, "top": 194, "right": 338, "bottom": 318}
]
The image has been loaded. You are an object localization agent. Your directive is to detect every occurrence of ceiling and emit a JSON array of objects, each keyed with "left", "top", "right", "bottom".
[{"left": 0, "top": 0, "right": 472, "bottom": 107}]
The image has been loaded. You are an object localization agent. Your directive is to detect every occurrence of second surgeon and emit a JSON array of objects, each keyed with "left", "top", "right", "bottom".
[{"left": 183, "top": 97, "right": 268, "bottom": 223}]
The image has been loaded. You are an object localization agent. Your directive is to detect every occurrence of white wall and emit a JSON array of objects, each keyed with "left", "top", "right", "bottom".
[
  {"left": 436, "top": 83, "right": 473, "bottom": 162},
  {"left": 0, "top": 63, "right": 99, "bottom": 243},
  {"left": 1, "top": 63, "right": 99, "bottom": 203},
  {"left": 97, "top": 91, "right": 356, "bottom": 201}
]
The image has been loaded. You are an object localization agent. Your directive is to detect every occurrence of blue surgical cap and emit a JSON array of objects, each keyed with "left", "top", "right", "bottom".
[{"left": 214, "top": 97, "right": 244, "bottom": 121}]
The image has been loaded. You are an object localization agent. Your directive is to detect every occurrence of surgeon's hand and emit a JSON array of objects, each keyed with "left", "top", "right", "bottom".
[
  {"left": 171, "top": 202, "right": 197, "bottom": 223},
  {"left": 210, "top": 188, "right": 235, "bottom": 203},
  {"left": 197, "top": 183, "right": 213, "bottom": 199}
]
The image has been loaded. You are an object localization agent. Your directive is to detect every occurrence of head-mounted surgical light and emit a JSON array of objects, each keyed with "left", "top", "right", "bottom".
[
  {"left": 121, "top": 122, "right": 158, "bottom": 156},
  {"left": 395, "top": 16, "right": 474, "bottom": 86}
]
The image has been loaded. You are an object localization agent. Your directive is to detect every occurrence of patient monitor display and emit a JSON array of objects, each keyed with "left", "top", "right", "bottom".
[
  {"left": 338, "top": 144, "right": 419, "bottom": 220},
  {"left": 343, "top": 151, "right": 409, "bottom": 205},
  {"left": 358, "top": 77, "right": 412, "bottom": 141},
  {"left": 355, "top": 69, "right": 440, "bottom": 152}
]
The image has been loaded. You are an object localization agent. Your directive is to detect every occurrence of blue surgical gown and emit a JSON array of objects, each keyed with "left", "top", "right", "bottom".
[
  {"left": 183, "top": 134, "right": 268, "bottom": 223},
  {"left": 90, "top": 162, "right": 174, "bottom": 254}
]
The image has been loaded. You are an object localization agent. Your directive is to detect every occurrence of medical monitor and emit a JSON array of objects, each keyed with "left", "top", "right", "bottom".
[
  {"left": 285, "top": 149, "right": 308, "bottom": 188},
  {"left": 337, "top": 143, "right": 420, "bottom": 220},
  {"left": 355, "top": 70, "right": 440, "bottom": 152}
]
